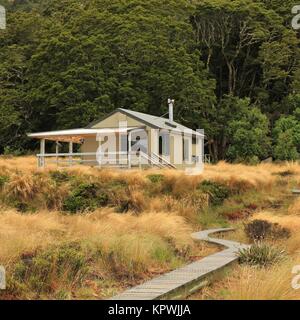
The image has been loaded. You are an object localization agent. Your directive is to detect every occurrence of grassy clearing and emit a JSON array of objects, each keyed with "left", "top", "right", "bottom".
[{"left": 0, "top": 156, "right": 299, "bottom": 299}]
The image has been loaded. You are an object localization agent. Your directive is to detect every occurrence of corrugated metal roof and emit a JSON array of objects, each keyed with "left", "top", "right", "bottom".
[{"left": 90, "top": 108, "right": 203, "bottom": 136}]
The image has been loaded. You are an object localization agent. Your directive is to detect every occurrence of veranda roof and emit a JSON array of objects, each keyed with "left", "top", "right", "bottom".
[{"left": 27, "top": 127, "right": 141, "bottom": 143}]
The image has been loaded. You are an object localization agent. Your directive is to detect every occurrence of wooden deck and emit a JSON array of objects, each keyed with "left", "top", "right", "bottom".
[{"left": 110, "top": 228, "right": 249, "bottom": 300}]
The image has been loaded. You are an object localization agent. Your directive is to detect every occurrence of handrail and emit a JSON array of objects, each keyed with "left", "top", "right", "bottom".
[
  {"left": 37, "top": 151, "right": 177, "bottom": 170},
  {"left": 139, "top": 151, "right": 165, "bottom": 168},
  {"left": 151, "top": 152, "right": 177, "bottom": 169},
  {"left": 37, "top": 152, "right": 128, "bottom": 157}
]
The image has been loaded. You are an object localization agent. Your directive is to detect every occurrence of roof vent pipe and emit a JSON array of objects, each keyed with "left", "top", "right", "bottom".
[{"left": 168, "top": 98, "right": 174, "bottom": 122}]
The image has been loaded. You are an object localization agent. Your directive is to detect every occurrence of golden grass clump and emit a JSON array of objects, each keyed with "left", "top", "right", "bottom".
[
  {"left": 148, "top": 193, "right": 209, "bottom": 222},
  {"left": 4, "top": 173, "right": 47, "bottom": 202},
  {"left": 2, "top": 171, "right": 70, "bottom": 210},
  {"left": 0, "top": 209, "right": 66, "bottom": 265},
  {"left": 44, "top": 182, "right": 70, "bottom": 211},
  {"left": 0, "top": 156, "right": 38, "bottom": 173},
  {"left": 288, "top": 198, "right": 300, "bottom": 215},
  {"left": 198, "top": 262, "right": 300, "bottom": 300},
  {"left": 65, "top": 210, "right": 194, "bottom": 252},
  {"left": 252, "top": 211, "right": 300, "bottom": 233},
  {"left": 203, "top": 161, "right": 276, "bottom": 191},
  {"left": 161, "top": 171, "right": 201, "bottom": 197}
]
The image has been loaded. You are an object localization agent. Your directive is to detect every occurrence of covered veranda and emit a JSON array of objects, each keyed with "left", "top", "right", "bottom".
[{"left": 27, "top": 127, "right": 145, "bottom": 168}]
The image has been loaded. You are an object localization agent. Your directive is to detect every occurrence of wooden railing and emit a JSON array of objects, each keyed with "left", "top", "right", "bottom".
[
  {"left": 36, "top": 151, "right": 168, "bottom": 169},
  {"left": 151, "top": 152, "right": 177, "bottom": 169}
]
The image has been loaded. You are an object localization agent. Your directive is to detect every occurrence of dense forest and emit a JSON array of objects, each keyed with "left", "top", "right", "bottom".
[{"left": 0, "top": 0, "right": 300, "bottom": 162}]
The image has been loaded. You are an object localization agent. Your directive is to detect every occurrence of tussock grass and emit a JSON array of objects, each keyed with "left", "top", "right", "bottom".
[
  {"left": 196, "top": 261, "right": 300, "bottom": 300},
  {"left": 0, "top": 210, "right": 193, "bottom": 265},
  {"left": 252, "top": 211, "right": 300, "bottom": 233},
  {"left": 288, "top": 198, "right": 300, "bottom": 215},
  {"left": 0, "top": 157, "right": 277, "bottom": 219}
]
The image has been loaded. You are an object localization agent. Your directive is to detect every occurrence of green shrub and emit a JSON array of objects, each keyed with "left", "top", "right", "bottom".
[
  {"left": 107, "top": 179, "right": 128, "bottom": 189},
  {"left": 198, "top": 207, "right": 229, "bottom": 228},
  {"left": 244, "top": 219, "right": 291, "bottom": 241},
  {"left": 50, "top": 171, "right": 71, "bottom": 184},
  {"left": 63, "top": 183, "right": 109, "bottom": 213},
  {"left": 14, "top": 201, "right": 30, "bottom": 213},
  {"left": 3, "top": 146, "right": 24, "bottom": 156},
  {"left": 238, "top": 243, "right": 286, "bottom": 267},
  {"left": 147, "top": 174, "right": 164, "bottom": 184},
  {"left": 244, "top": 219, "right": 271, "bottom": 240},
  {"left": 13, "top": 243, "right": 87, "bottom": 294},
  {"left": 0, "top": 175, "right": 9, "bottom": 188},
  {"left": 198, "top": 180, "right": 230, "bottom": 205}
]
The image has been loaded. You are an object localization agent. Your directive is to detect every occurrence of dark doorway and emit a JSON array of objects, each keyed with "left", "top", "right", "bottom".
[{"left": 159, "top": 136, "right": 163, "bottom": 155}]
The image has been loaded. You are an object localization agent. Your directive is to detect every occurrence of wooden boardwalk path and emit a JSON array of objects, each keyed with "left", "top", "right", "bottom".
[
  {"left": 292, "top": 189, "right": 300, "bottom": 195},
  {"left": 110, "top": 228, "right": 249, "bottom": 300}
]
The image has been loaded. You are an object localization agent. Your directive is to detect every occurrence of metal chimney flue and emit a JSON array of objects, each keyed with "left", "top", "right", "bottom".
[{"left": 168, "top": 98, "right": 174, "bottom": 122}]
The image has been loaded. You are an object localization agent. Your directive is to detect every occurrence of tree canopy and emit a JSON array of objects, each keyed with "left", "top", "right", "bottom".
[{"left": 0, "top": 0, "right": 300, "bottom": 162}]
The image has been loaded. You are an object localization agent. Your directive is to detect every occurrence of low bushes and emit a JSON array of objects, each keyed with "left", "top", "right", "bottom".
[
  {"left": 49, "top": 170, "right": 72, "bottom": 184},
  {"left": 63, "top": 183, "right": 109, "bottom": 213},
  {"left": 0, "top": 175, "right": 9, "bottom": 188},
  {"left": 244, "top": 219, "right": 291, "bottom": 241},
  {"left": 9, "top": 243, "right": 88, "bottom": 297},
  {"left": 147, "top": 174, "right": 164, "bottom": 184},
  {"left": 238, "top": 243, "right": 286, "bottom": 267},
  {"left": 197, "top": 180, "right": 231, "bottom": 206}
]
